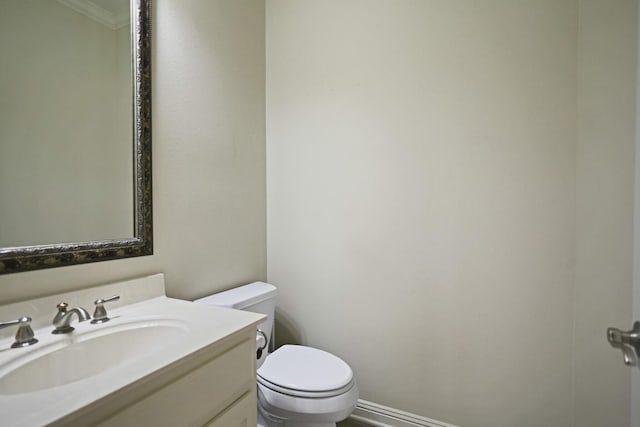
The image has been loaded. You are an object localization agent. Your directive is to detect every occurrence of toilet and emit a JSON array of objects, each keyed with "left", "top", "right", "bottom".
[{"left": 195, "top": 282, "right": 358, "bottom": 427}]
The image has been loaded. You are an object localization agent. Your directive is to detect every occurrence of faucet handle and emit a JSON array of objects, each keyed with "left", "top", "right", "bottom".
[
  {"left": 0, "top": 316, "right": 38, "bottom": 348},
  {"left": 91, "top": 295, "right": 120, "bottom": 324}
]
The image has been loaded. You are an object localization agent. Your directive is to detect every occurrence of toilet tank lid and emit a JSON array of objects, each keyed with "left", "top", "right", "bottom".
[{"left": 195, "top": 282, "right": 277, "bottom": 309}]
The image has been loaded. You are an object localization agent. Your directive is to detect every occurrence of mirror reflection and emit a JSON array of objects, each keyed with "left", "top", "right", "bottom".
[{"left": 0, "top": 0, "right": 133, "bottom": 247}]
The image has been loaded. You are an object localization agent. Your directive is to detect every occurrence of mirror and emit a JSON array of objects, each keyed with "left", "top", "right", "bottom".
[{"left": 0, "top": 0, "right": 152, "bottom": 274}]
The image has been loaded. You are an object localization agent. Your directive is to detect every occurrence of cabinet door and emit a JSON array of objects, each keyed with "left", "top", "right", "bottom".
[
  {"left": 204, "top": 392, "right": 256, "bottom": 427},
  {"left": 95, "top": 339, "right": 254, "bottom": 427}
]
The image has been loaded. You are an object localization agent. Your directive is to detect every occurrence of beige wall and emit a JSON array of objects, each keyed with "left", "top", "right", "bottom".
[
  {"left": 0, "top": 0, "right": 266, "bottom": 304},
  {"left": 267, "top": 1, "right": 635, "bottom": 426},
  {"left": 574, "top": 1, "right": 637, "bottom": 426}
]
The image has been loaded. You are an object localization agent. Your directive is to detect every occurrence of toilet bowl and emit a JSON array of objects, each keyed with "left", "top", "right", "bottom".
[
  {"left": 195, "top": 282, "right": 358, "bottom": 427},
  {"left": 257, "top": 345, "right": 359, "bottom": 427}
]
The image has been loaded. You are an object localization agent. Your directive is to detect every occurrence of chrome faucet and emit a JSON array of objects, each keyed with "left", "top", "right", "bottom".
[
  {"left": 0, "top": 316, "right": 38, "bottom": 348},
  {"left": 52, "top": 302, "right": 91, "bottom": 334}
]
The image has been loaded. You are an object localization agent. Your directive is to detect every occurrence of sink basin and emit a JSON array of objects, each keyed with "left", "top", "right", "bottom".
[{"left": 0, "top": 320, "right": 188, "bottom": 395}]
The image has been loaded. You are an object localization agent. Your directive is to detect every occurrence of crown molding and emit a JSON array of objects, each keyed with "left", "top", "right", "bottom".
[{"left": 56, "top": 0, "right": 129, "bottom": 30}]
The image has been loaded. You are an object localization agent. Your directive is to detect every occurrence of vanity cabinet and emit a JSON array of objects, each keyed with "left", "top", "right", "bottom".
[
  {"left": 0, "top": 274, "right": 264, "bottom": 427},
  {"left": 92, "top": 328, "right": 257, "bottom": 427}
]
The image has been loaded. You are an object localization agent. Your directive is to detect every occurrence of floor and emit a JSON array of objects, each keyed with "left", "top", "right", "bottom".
[{"left": 338, "top": 419, "right": 364, "bottom": 427}]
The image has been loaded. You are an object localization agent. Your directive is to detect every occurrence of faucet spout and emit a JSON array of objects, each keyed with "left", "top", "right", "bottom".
[{"left": 52, "top": 303, "right": 91, "bottom": 334}]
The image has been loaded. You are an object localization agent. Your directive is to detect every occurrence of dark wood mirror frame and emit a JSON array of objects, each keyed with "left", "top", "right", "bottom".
[{"left": 0, "top": 0, "right": 153, "bottom": 275}]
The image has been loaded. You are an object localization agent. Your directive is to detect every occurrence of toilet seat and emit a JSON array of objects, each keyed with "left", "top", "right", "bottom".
[
  {"left": 257, "top": 345, "right": 354, "bottom": 398},
  {"left": 258, "top": 376, "right": 355, "bottom": 399}
]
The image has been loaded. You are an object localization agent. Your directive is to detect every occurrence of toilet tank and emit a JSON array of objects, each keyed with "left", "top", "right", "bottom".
[{"left": 194, "top": 282, "right": 277, "bottom": 368}]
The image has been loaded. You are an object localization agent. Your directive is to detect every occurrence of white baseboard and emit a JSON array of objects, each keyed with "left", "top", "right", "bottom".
[{"left": 348, "top": 400, "right": 459, "bottom": 427}]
